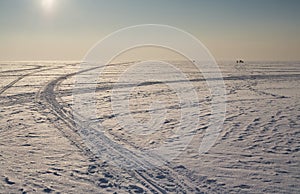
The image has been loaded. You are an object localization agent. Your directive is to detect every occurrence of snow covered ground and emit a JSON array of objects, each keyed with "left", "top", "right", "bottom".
[{"left": 0, "top": 61, "right": 299, "bottom": 193}]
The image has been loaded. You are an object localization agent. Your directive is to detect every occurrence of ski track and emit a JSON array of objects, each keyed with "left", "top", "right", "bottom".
[{"left": 35, "top": 62, "right": 202, "bottom": 193}]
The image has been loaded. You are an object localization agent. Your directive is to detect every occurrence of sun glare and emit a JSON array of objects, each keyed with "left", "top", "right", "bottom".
[{"left": 42, "top": 0, "right": 55, "bottom": 12}]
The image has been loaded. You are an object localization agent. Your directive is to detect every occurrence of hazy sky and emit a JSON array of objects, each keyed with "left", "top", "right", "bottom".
[{"left": 0, "top": 0, "right": 299, "bottom": 61}]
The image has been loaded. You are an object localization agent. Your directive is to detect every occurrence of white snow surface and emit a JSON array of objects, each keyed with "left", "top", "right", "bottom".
[{"left": 0, "top": 61, "right": 299, "bottom": 193}]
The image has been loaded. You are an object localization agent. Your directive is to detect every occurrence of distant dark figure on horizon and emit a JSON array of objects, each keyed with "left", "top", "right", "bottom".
[{"left": 236, "top": 60, "right": 244, "bottom": 64}]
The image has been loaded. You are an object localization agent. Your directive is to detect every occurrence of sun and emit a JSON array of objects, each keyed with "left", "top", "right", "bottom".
[{"left": 42, "top": 0, "right": 55, "bottom": 12}]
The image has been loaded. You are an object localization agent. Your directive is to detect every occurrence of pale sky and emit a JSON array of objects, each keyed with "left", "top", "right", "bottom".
[{"left": 0, "top": 0, "right": 299, "bottom": 61}]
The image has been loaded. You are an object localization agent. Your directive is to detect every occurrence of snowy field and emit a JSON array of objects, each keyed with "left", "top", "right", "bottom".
[{"left": 0, "top": 61, "right": 299, "bottom": 193}]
